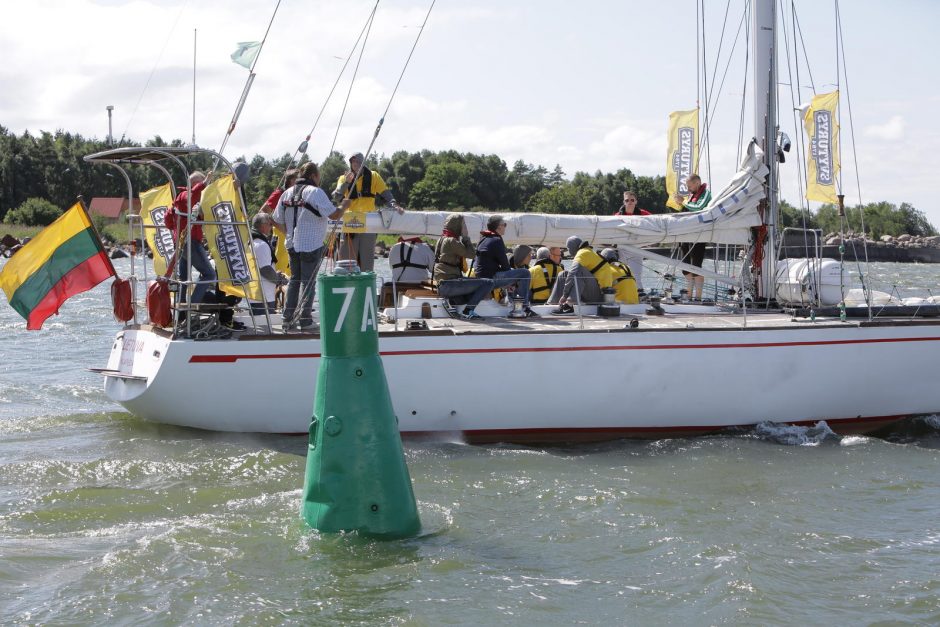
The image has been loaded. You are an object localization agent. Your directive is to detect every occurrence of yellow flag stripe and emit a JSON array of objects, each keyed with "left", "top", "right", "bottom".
[{"left": 0, "top": 203, "right": 92, "bottom": 296}]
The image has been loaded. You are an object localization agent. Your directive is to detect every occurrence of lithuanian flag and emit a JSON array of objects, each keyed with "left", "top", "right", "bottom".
[{"left": 0, "top": 202, "right": 116, "bottom": 329}]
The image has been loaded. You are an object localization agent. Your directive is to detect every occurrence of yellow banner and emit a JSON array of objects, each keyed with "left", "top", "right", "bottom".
[
  {"left": 138, "top": 183, "right": 176, "bottom": 276},
  {"left": 665, "top": 108, "right": 700, "bottom": 210},
  {"left": 200, "top": 175, "right": 263, "bottom": 300},
  {"left": 804, "top": 90, "right": 840, "bottom": 203}
]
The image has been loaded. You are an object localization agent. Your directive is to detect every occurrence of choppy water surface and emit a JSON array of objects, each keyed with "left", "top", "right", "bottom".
[{"left": 1, "top": 259, "right": 939, "bottom": 625}]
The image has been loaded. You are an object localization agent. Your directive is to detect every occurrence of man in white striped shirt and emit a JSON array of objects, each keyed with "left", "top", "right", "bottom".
[{"left": 273, "top": 162, "right": 350, "bottom": 330}]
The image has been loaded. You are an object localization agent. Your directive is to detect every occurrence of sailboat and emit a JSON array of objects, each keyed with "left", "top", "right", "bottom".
[{"left": 87, "top": 0, "right": 940, "bottom": 443}]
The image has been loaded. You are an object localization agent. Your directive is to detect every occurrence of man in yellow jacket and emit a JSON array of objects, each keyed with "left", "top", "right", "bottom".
[{"left": 332, "top": 152, "right": 403, "bottom": 271}]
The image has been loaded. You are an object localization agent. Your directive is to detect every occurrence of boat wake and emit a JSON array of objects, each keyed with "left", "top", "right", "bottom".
[{"left": 751, "top": 420, "right": 840, "bottom": 446}]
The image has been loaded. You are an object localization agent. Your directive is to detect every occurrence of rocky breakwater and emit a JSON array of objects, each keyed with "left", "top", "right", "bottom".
[{"left": 780, "top": 231, "right": 940, "bottom": 263}]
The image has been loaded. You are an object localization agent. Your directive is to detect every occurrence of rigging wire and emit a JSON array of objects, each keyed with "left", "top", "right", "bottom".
[
  {"left": 703, "top": 5, "right": 749, "bottom": 161},
  {"left": 283, "top": 0, "right": 380, "bottom": 180},
  {"left": 118, "top": 0, "right": 189, "bottom": 146},
  {"left": 328, "top": 3, "right": 379, "bottom": 159},
  {"left": 835, "top": 0, "right": 875, "bottom": 318},
  {"left": 735, "top": 0, "right": 750, "bottom": 161}
]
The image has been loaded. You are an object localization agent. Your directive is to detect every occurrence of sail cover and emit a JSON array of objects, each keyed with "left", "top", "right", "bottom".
[{"left": 363, "top": 141, "right": 767, "bottom": 247}]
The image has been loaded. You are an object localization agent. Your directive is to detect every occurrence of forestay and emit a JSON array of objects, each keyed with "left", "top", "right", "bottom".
[{"left": 364, "top": 141, "right": 767, "bottom": 247}]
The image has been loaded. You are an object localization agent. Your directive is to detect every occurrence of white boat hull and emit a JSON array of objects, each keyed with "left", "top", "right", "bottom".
[{"left": 101, "top": 318, "right": 940, "bottom": 442}]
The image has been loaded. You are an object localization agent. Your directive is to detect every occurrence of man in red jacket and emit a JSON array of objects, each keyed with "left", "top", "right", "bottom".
[
  {"left": 614, "top": 190, "right": 649, "bottom": 293},
  {"left": 164, "top": 170, "right": 216, "bottom": 304}
]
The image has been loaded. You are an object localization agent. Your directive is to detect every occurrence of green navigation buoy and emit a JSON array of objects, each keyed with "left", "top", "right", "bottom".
[{"left": 300, "top": 265, "right": 421, "bottom": 538}]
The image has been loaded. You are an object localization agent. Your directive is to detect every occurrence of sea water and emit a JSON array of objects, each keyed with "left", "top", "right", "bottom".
[{"left": 1, "top": 258, "right": 939, "bottom": 625}]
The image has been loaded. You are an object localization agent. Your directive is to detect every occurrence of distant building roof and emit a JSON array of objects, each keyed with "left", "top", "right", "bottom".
[{"left": 88, "top": 197, "right": 141, "bottom": 219}]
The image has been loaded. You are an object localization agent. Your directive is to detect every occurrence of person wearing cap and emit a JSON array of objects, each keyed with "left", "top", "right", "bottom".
[
  {"left": 602, "top": 248, "right": 639, "bottom": 304},
  {"left": 332, "top": 152, "right": 403, "bottom": 272},
  {"left": 549, "top": 236, "right": 612, "bottom": 313},
  {"left": 474, "top": 215, "right": 538, "bottom": 317},
  {"left": 248, "top": 212, "right": 287, "bottom": 316},
  {"left": 528, "top": 247, "right": 563, "bottom": 304},
  {"left": 274, "top": 162, "right": 351, "bottom": 331}
]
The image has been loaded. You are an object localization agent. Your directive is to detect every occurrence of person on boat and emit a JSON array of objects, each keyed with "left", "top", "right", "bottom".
[
  {"left": 332, "top": 152, "right": 403, "bottom": 272},
  {"left": 164, "top": 170, "right": 216, "bottom": 304},
  {"left": 261, "top": 169, "right": 297, "bottom": 277},
  {"left": 614, "top": 190, "right": 651, "bottom": 216},
  {"left": 248, "top": 212, "right": 286, "bottom": 316},
  {"left": 474, "top": 215, "right": 538, "bottom": 317},
  {"left": 672, "top": 174, "right": 712, "bottom": 301},
  {"left": 510, "top": 244, "right": 533, "bottom": 269},
  {"left": 549, "top": 236, "right": 613, "bottom": 313},
  {"left": 614, "top": 190, "right": 649, "bottom": 293},
  {"left": 433, "top": 213, "right": 494, "bottom": 320},
  {"left": 389, "top": 236, "right": 434, "bottom": 283},
  {"left": 602, "top": 248, "right": 639, "bottom": 304},
  {"left": 529, "top": 247, "right": 563, "bottom": 305},
  {"left": 273, "top": 162, "right": 351, "bottom": 331}
]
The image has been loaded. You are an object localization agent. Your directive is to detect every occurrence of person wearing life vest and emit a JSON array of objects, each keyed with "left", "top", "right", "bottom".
[
  {"left": 474, "top": 215, "right": 538, "bottom": 317},
  {"left": 433, "top": 213, "right": 494, "bottom": 320},
  {"left": 528, "top": 246, "right": 563, "bottom": 305},
  {"left": 262, "top": 169, "right": 298, "bottom": 276},
  {"left": 248, "top": 212, "right": 287, "bottom": 316},
  {"left": 332, "top": 152, "right": 403, "bottom": 272},
  {"left": 550, "top": 236, "right": 612, "bottom": 313},
  {"left": 389, "top": 236, "right": 434, "bottom": 283},
  {"left": 601, "top": 248, "right": 639, "bottom": 304},
  {"left": 163, "top": 170, "right": 216, "bottom": 304},
  {"left": 672, "top": 175, "right": 713, "bottom": 301},
  {"left": 273, "top": 162, "right": 351, "bottom": 331}
]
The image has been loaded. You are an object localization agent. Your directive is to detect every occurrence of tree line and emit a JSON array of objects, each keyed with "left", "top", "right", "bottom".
[{"left": 1, "top": 126, "right": 935, "bottom": 239}]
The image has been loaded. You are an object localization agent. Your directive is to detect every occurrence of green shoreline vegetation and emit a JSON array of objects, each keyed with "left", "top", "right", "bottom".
[{"left": 1, "top": 127, "right": 935, "bottom": 242}]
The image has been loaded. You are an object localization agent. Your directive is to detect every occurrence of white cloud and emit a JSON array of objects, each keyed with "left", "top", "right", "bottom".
[{"left": 864, "top": 115, "right": 905, "bottom": 140}]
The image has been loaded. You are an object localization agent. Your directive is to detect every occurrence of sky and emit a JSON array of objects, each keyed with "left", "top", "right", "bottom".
[{"left": 1, "top": 0, "right": 938, "bottom": 225}]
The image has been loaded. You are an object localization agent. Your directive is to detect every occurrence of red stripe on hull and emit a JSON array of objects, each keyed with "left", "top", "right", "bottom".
[{"left": 189, "top": 335, "right": 940, "bottom": 363}]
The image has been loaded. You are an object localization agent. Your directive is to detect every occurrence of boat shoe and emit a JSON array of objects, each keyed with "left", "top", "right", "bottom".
[{"left": 551, "top": 303, "right": 575, "bottom": 315}]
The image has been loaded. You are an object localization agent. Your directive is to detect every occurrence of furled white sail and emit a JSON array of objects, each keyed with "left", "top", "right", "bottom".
[{"left": 364, "top": 142, "right": 767, "bottom": 247}]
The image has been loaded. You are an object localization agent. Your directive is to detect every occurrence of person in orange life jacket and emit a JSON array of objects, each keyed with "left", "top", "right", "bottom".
[
  {"left": 614, "top": 190, "right": 650, "bottom": 292},
  {"left": 529, "top": 246, "right": 564, "bottom": 304},
  {"left": 474, "top": 215, "right": 538, "bottom": 317},
  {"left": 549, "top": 236, "right": 605, "bottom": 312},
  {"left": 389, "top": 236, "right": 434, "bottom": 283},
  {"left": 273, "top": 162, "right": 351, "bottom": 330},
  {"left": 248, "top": 212, "right": 287, "bottom": 316},
  {"left": 672, "top": 175, "right": 712, "bottom": 301},
  {"left": 332, "top": 152, "right": 403, "bottom": 272},
  {"left": 432, "top": 213, "right": 494, "bottom": 320},
  {"left": 164, "top": 170, "right": 216, "bottom": 304}
]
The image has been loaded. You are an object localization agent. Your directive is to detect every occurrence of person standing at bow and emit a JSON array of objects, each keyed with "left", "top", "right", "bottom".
[
  {"left": 332, "top": 152, "right": 403, "bottom": 272},
  {"left": 273, "top": 162, "right": 350, "bottom": 331},
  {"left": 613, "top": 190, "right": 650, "bottom": 294}
]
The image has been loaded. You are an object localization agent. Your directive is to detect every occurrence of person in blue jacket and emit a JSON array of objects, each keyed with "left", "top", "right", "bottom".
[{"left": 474, "top": 215, "right": 538, "bottom": 317}]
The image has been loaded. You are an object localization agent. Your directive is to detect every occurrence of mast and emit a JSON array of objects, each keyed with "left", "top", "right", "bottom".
[{"left": 752, "top": 0, "right": 778, "bottom": 300}]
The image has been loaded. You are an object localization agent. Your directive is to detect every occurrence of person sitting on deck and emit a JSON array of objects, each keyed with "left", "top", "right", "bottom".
[
  {"left": 509, "top": 244, "right": 533, "bottom": 269},
  {"left": 389, "top": 236, "right": 435, "bottom": 283},
  {"left": 433, "top": 213, "right": 494, "bottom": 321},
  {"left": 248, "top": 212, "right": 287, "bottom": 316},
  {"left": 602, "top": 248, "right": 639, "bottom": 304},
  {"left": 529, "top": 247, "right": 564, "bottom": 305},
  {"left": 474, "top": 215, "right": 538, "bottom": 318},
  {"left": 549, "top": 236, "right": 614, "bottom": 314}
]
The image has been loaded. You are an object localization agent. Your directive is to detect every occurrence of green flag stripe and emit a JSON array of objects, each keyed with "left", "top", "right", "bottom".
[{"left": 8, "top": 228, "right": 103, "bottom": 318}]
